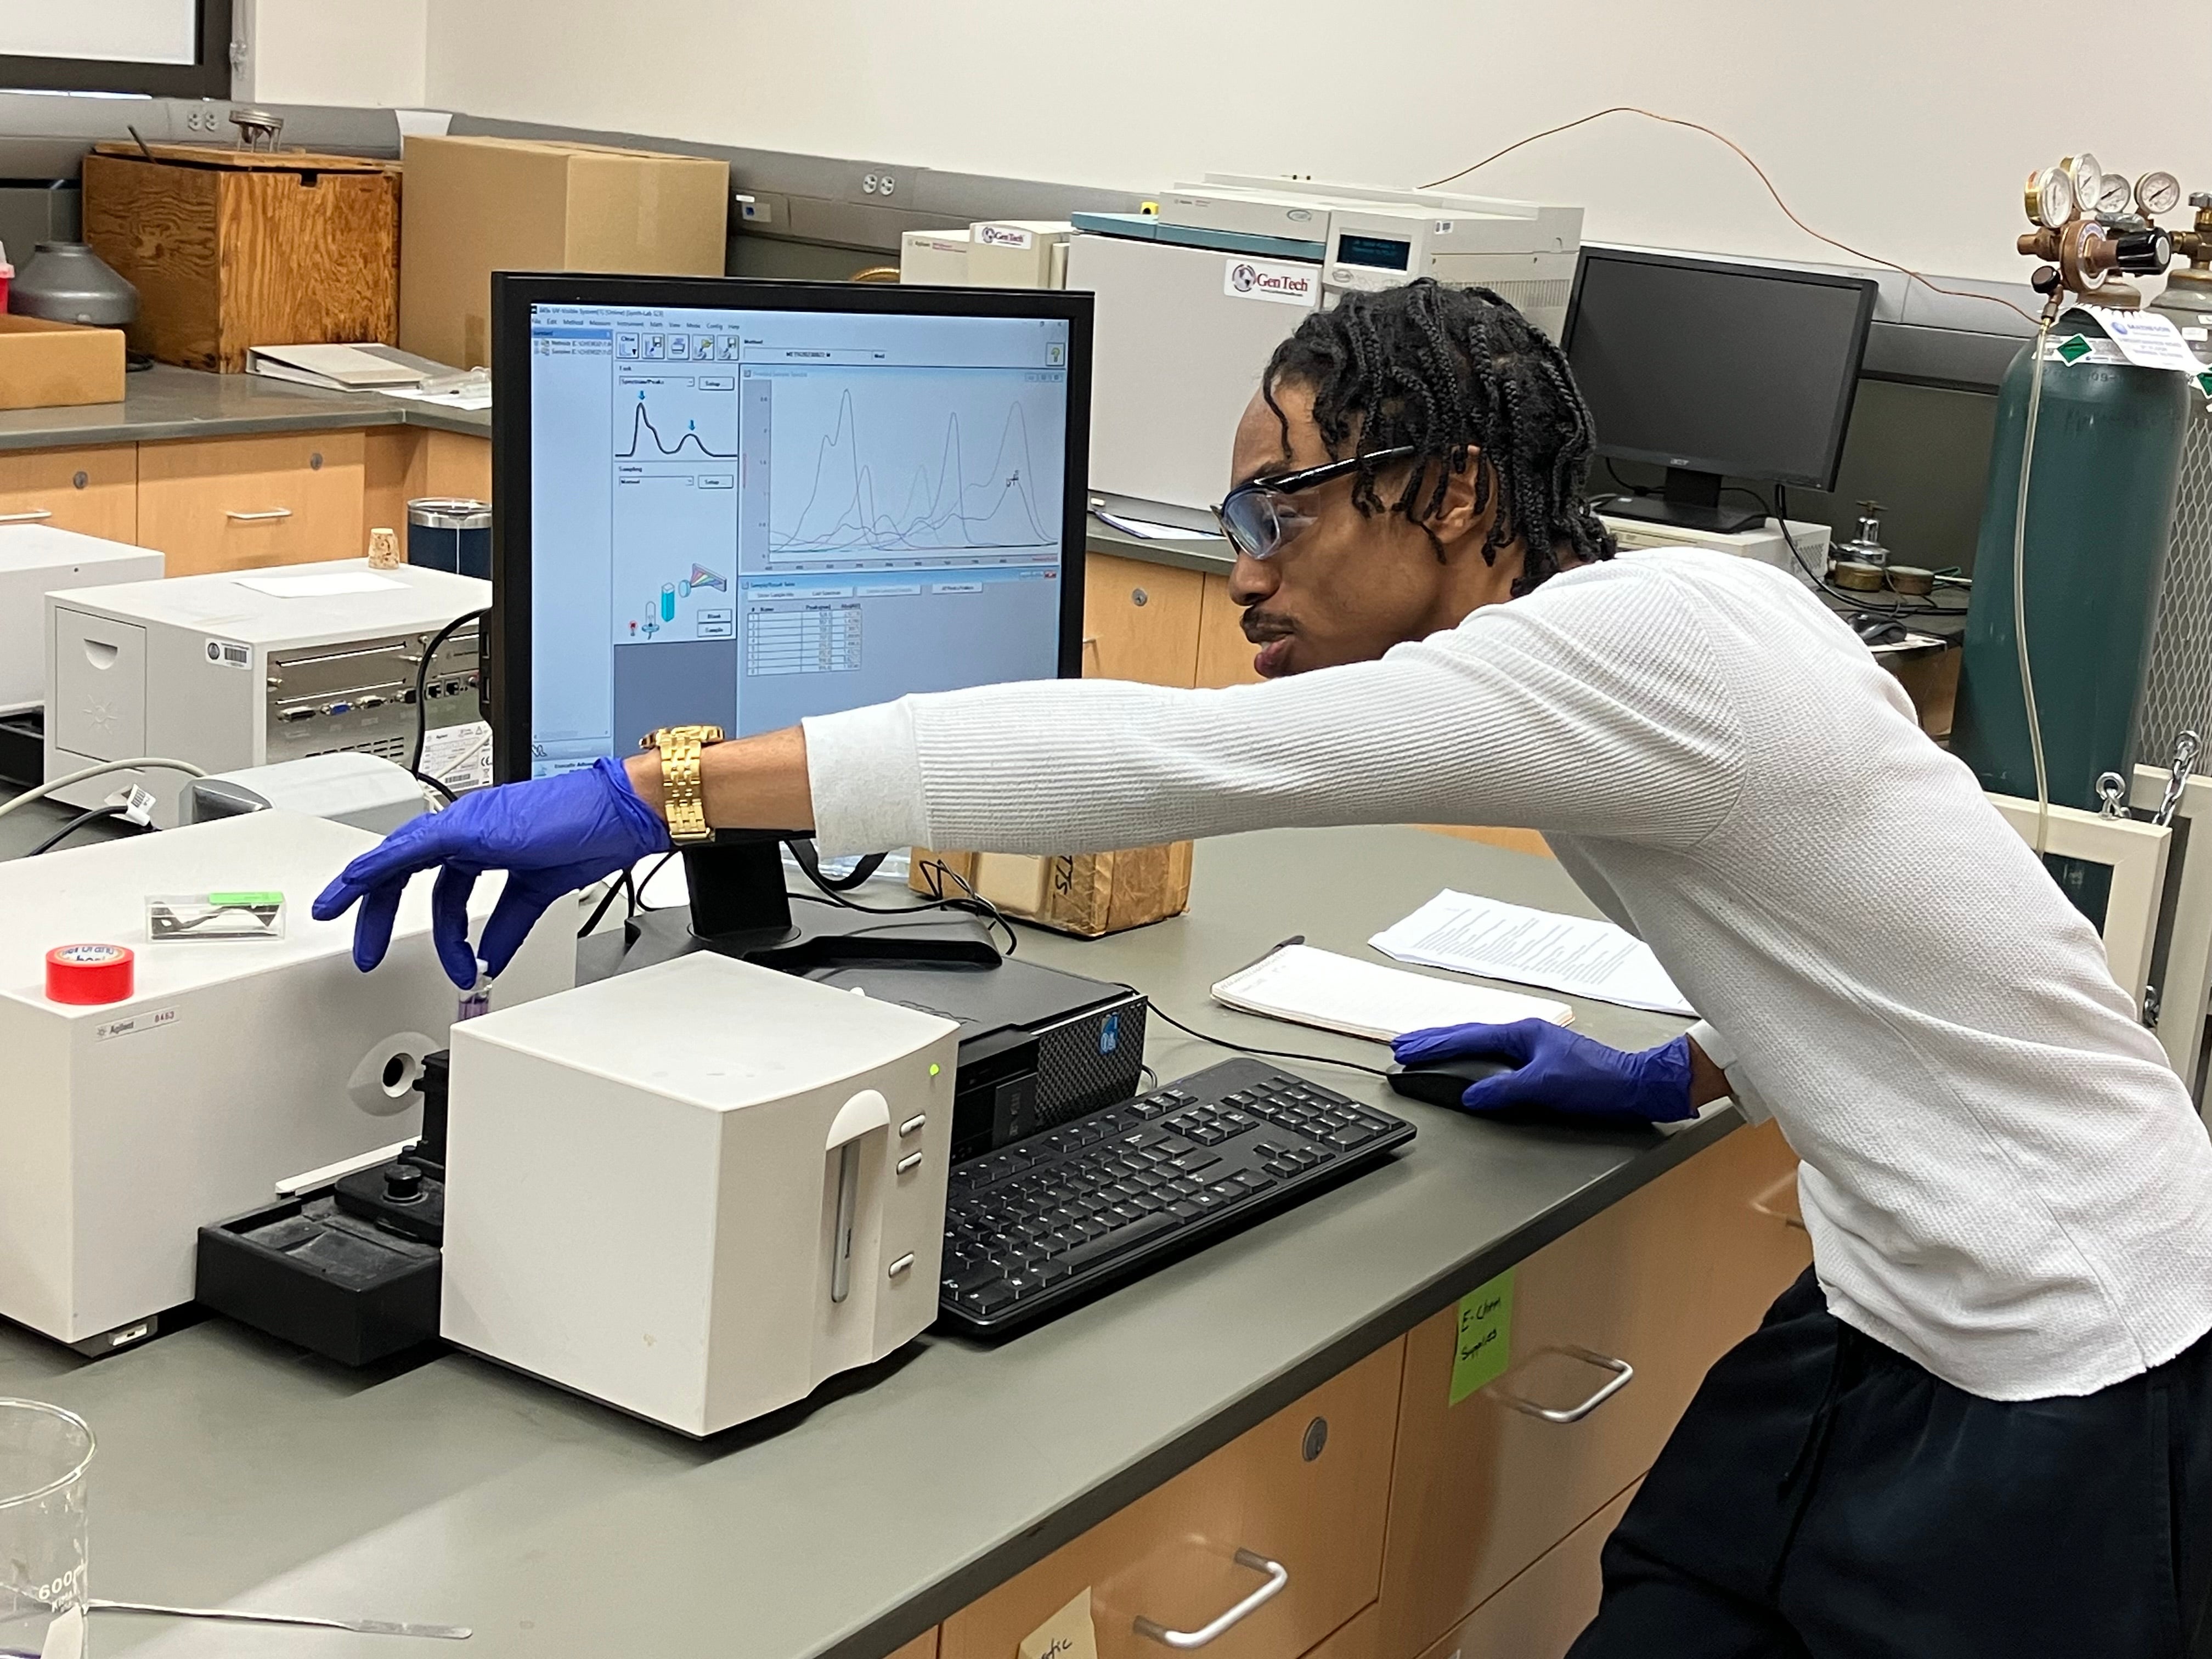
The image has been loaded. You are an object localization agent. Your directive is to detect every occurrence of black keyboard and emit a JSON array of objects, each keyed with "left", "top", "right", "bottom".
[{"left": 936, "top": 1057, "right": 1416, "bottom": 1335}]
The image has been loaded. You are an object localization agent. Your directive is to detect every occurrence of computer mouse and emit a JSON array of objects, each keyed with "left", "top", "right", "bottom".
[
  {"left": 1850, "top": 612, "right": 1907, "bottom": 647},
  {"left": 1387, "top": 1054, "right": 1516, "bottom": 1108}
]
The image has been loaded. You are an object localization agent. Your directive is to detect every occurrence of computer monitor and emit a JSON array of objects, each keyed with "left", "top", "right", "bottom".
[
  {"left": 1559, "top": 247, "right": 1878, "bottom": 535},
  {"left": 490, "top": 272, "right": 1093, "bottom": 945}
]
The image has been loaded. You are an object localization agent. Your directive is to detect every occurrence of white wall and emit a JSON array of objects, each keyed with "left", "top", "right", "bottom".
[
  {"left": 415, "top": 0, "right": 2212, "bottom": 284},
  {"left": 246, "top": 0, "right": 428, "bottom": 109}
]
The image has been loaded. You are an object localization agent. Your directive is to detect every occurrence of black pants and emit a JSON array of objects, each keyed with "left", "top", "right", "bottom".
[{"left": 1568, "top": 1270, "right": 2212, "bottom": 1658}]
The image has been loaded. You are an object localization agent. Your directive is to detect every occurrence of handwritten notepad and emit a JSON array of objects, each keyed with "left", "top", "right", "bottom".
[
  {"left": 1370, "top": 891, "right": 1695, "bottom": 1017},
  {"left": 1211, "top": 944, "right": 1572, "bottom": 1043}
]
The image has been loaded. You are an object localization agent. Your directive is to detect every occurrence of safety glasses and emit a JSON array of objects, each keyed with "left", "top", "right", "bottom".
[{"left": 1212, "top": 445, "right": 1419, "bottom": 561}]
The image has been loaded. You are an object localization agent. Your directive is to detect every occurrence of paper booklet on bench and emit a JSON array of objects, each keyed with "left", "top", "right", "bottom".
[{"left": 1210, "top": 943, "right": 1573, "bottom": 1044}]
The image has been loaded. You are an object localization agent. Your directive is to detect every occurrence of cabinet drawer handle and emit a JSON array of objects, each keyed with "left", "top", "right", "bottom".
[
  {"left": 1132, "top": 1549, "right": 1288, "bottom": 1649},
  {"left": 225, "top": 508, "right": 294, "bottom": 522},
  {"left": 1494, "top": 1346, "right": 1635, "bottom": 1423},
  {"left": 0, "top": 509, "right": 53, "bottom": 523}
]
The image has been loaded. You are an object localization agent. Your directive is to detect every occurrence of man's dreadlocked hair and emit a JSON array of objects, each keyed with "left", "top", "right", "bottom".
[{"left": 1261, "top": 279, "right": 1615, "bottom": 596}]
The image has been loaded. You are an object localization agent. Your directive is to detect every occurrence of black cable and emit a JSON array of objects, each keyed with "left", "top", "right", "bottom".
[
  {"left": 794, "top": 851, "right": 1019, "bottom": 956},
  {"left": 412, "top": 606, "right": 492, "bottom": 804},
  {"left": 1768, "top": 483, "right": 1960, "bottom": 619},
  {"left": 786, "top": 838, "right": 886, "bottom": 892},
  {"left": 629, "top": 851, "right": 679, "bottom": 914},
  {"left": 788, "top": 887, "right": 1016, "bottom": 956},
  {"left": 577, "top": 873, "right": 630, "bottom": 939},
  {"left": 1144, "top": 1002, "right": 1394, "bottom": 1079},
  {"left": 912, "top": 855, "right": 1019, "bottom": 955},
  {"left": 26, "top": 805, "right": 131, "bottom": 856}
]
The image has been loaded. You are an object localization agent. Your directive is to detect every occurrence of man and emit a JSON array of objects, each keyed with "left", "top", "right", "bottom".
[{"left": 318, "top": 280, "right": 2212, "bottom": 1656}]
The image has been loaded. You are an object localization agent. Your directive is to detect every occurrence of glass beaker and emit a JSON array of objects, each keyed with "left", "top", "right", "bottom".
[{"left": 0, "top": 1401, "right": 93, "bottom": 1658}]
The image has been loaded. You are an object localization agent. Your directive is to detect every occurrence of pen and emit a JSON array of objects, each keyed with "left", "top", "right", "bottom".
[{"left": 1223, "top": 934, "right": 1305, "bottom": 978}]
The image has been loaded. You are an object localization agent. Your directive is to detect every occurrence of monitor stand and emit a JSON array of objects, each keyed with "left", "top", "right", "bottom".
[
  {"left": 679, "top": 831, "right": 1001, "bottom": 973},
  {"left": 1600, "top": 466, "right": 1766, "bottom": 537}
]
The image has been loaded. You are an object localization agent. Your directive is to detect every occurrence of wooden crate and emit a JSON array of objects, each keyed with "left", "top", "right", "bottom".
[{"left": 81, "top": 143, "right": 400, "bottom": 373}]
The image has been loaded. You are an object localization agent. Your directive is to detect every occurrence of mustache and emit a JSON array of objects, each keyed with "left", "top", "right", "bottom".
[{"left": 1241, "top": 611, "right": 1295, "bottom": 644}]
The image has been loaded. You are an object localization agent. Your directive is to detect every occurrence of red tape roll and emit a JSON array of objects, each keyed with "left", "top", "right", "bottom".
[{"left": 46, "top": 943, "right": 134, "bottom": 1006}]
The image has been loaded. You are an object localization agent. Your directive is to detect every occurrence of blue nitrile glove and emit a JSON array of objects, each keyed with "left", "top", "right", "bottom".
[
  {"left": 1392, "top": 1019, "right": 1697, "bottom": 1123},
  {"left": 311, "top": 757, "right": 670, "bottom": 986}
]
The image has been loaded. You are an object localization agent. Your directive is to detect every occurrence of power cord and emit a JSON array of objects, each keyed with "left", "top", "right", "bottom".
[
  {"left": 577, "top": 850, "right": 684, "bottom": 940},
  {"left": 630, "top": 850, "right": 679, "bottom": 913},
  {"left": 1143, "top": 1001, "right": 1394, "bottom": 1079},
  {"left": 25, "top": 805, "right": 137, "bottom": 856},
  {"left": 1596, "top": 469, "right": 1962, "bottom": 618},
  {"left": 792, "top": 848, "right": 1019, "bottom": 956},
  {"left": 1420, "top": 106, "right": 2040, "bottom": 328},
  {"left": 1769, "top": 484, "right": 1964, "bottom": 619},
  {"left": 576, "top": 868, "right": 637, "bottom": 939},
  {"left": 411, "top": 607, "right": 490, "bottom": 807},
  {"left": 0, "top": 757, "right": 208, "bottom": 823}
]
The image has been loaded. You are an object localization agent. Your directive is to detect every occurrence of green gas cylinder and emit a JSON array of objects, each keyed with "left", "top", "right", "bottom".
[{"left": 1952, "top": 312, "right": 2190, "bottom": 811}]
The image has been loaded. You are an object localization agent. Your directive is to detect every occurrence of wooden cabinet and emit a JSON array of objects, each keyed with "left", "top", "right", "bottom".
[
  {"left": 0, "top": 445, "right": 137, "bottom": 543},
  {"left": 1424, "top": 824, "right": 1554, "bottom": 859},
  {"left": 1373, "top": 1121, "right": 1808, "bottom": 1659},
  {"left": 1084, "top": 552, "right": 1203, "bottom": 686},
  {"left": 1194, "top": 572, "right": 1262, "bottom": 689},
  {"left": 888, "top": 1631, "right": 938, "bottom": 1659},
  {"left": 363, "top": 427, "right": 492, "bottom": 545},
  {"left": 943, "top": 1339, "right": 1405, "bottom": 1659},
  {"left": 1411, "top": 1483, "right": 1639, "bottom": 1659},
  {"left": 1308, "top": 1606, "right": 1383, "bottom": 1659},
  {"left": 136, "top": 431, "right": 366, "bottom": 575}
]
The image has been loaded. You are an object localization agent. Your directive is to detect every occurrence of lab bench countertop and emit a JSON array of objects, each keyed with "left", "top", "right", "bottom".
[
  {"left": 0, "top": 364, "right": 492, "bottom": 453},
  {"left": 0, "top": 822, "right": 1736, "bottom": 1659}
]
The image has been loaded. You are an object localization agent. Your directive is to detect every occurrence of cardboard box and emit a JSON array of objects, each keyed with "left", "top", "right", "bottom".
[
  {"left": 399, "top": 136, "right": 730, "bottom": 370},
  {"left": 0, "top": 314, "right": 125, "bottom": 409},
  {"left": 912, "top": 842, "right": 1194, "bottom": 939},
  {"left": 82, "top": 144, "right": 400, "bottom": 373}
]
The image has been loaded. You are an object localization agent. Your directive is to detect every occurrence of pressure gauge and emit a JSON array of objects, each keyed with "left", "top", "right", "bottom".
[
  {"left": 2064, "top": 153, "right": 2104, "bottom": 212},
  {"left": 2027, "top": 166, "right": 2075, "bottom": 230},
  {"left": 2096, "top": 173, "right": 2133, "bottom": 215},
  {"left": 2137, "top": 171, "right": 2184, "bottom": 217}
]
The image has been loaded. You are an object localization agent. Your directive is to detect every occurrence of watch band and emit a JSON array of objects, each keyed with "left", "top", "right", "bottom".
[{"left": 642, "top": 724, "right": 723, "bottom": 844}]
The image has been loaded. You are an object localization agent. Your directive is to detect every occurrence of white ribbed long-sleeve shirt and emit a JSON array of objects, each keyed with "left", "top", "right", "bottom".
[{"left": 804, "top": 547, "right": 2212, "bottom": 1401}]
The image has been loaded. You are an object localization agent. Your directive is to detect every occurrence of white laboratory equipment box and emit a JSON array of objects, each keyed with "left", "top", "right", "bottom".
[
  {"left": 43, "top": 558, "right": 489, "bottom": 826},
  {"left": 0, "top": 524, "right": 162, "bottom": 714},
  {"left": 442, "top": 953, "right": 961, "bottom": 1436},
  {"left": 0, "top": 810, "right": 574, "bottom": 1350},
  {"left": 1067, "top": 178, "right": 1581, "bottom": 512}
]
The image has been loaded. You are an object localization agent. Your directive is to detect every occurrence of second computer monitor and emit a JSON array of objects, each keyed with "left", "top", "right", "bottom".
[
  {"left": 1561, "top": 247, "right": 1877, "bottom": 535},
  {"left": 492, "top": 274, "right": 1092, "bottom": 782}
]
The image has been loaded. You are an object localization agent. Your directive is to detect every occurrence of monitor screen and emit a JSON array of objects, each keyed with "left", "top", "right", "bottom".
[
  {"left": 1561, "top": 249, "right": 1877, "bottom": 490},
  {"left": 500, "top": 279, "right": 1088, "bottom": 780}
]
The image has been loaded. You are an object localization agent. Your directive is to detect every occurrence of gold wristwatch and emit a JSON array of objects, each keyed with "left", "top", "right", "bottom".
[{"left": 640, "top": 724, "right": 724, "bottom": 844}]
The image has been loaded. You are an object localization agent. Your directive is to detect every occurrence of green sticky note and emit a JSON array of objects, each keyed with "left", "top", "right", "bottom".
[
  {"left": 208, "top": 891, "right": 283, "bottom": 906},
  {"left": 1448, "top": 1269, "right": 1515, "bottom": 1406},
  {"left": 2056, "top": 335, "right": 2092, "bottom": 365}
]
